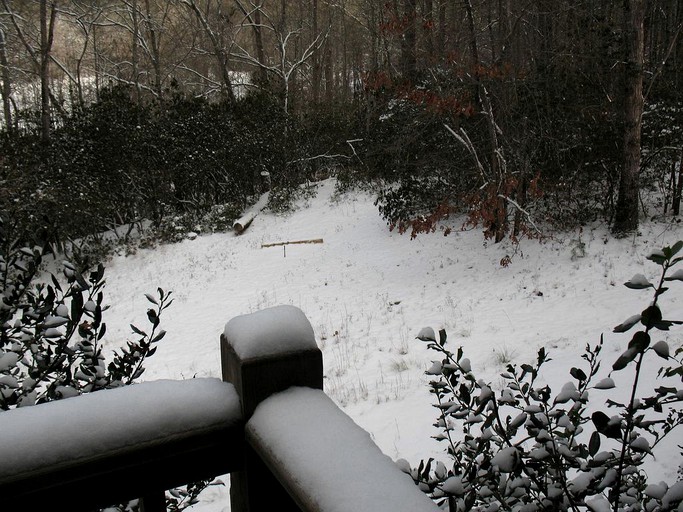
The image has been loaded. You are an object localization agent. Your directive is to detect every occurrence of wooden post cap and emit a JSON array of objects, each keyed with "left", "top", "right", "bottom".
[{"left": 221, "top": 305, "right": 323, "bottom": 419}]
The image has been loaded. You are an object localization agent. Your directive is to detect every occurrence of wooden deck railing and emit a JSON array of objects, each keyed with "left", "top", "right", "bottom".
[{"left": 0, "top": 305, "right": 438, "bottom": 512}]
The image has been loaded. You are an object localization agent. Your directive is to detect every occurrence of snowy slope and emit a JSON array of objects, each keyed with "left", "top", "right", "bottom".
[{"left": 98, "top": 179, "right": 683, "bottom": 510}]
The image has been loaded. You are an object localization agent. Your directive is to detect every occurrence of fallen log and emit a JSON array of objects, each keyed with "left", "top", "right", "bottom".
[
  {"left": 261, "top": 239, "right": 324, "bottom": 248},
  {"left": 233, "top": 211, "right": 257, "bottom": 234},
  {"left": 233, "top": 192, "right": 270, "bottom": 234}
]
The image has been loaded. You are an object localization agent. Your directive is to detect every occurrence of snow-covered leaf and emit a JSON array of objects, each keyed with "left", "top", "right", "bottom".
[
  {"left": 613, "top": 347, "right": 639, "bottom": 371},
  {"left": 555, "top": 381, "right": 579, "bottom": 403},
  {"left": 594, "top": 377, "right": 615, "bottom": 390},
  {"left": 490, "top": 447, "right": 520, "bottom": 473},
  {"left": 43, "top": 316, "right": 69, "bottom": 328},
  {"left": 613, "top": 314, "right": 642, "bottom": 333},
  {"left": 624, "top": 273, "right": 653, "bottom": 289},
  {"left": 630, "top": 436, "right": 651, "bottom": 453},
  {"left": 652, "top": 340, "right": 670, "bottom": 359},
  {"left": 664, "top": 268, "right": 683, "bottom": 281},
  {"left": 441, "top": 476, "right": 465, "bottom": 495},
  {"left": 425, "top": 361, "right": 442, "bottom": 375},
  {"left": 586, "top": 496, "right": 611, "bottom": 512},
  {"left": 647, "top": 250, "right": 667, "bottom": 265},
  {"left": 644, "top": 483, "right": 667, "bottom": 499},
  {"left": 416, "top": 327, "right": 436, "bottom": 342},
  {"left": 662, "top": 481, "right": 683, "bottom": 508}
]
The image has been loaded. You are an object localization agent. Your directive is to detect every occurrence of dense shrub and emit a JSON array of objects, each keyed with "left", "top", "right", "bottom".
[
  {"left": 0, "top": 215, "right": 170, "bottom": 408},
  {"left": 0, "top": 217, "right": 213, "bottom": 510},
  {"left": 408, "top": 242, "right": 683, "bottom": 511},
  {"left": 362, "top": 63, "right": 630, "bottom": 243},
  {"left": 0, "top": 86, "right": 313, "bottom": 253}
]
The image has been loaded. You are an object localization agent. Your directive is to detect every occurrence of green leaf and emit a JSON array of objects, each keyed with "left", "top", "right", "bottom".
[
  {"left": 439, "top": 329, "right": 447, "bottom": 346},
  {"left": 652, "top": 320, "right": 675, "bottom": 330},
  {"left": 640, "top": 306, "right": 662, "bottom": 327},
  {"left": 51, "top": 274, "right": 62, "bottom": 292},
  {"left": 74, "top": 272, "right": 90, "bottom": 291},
  {"left": 537, "top": 347, "right": 547, "bottom": 365},
  {"left": 591, "top": 411, "right": 621, "bottom": 439},
  {"left": 670, "top": 241, "right": 683, "bottom": 257},
  {"left": 130, "top": 324, "right": 147, "bottom": 337},
  {"left": 71, "top": 291, "right": 84, "bottom": 323},
  {"left": 570, "top": 367, "right": 587, "bottom": 382},
  {"left": 589, "top": 431, "right": 601, "bottom": 457},
  {"left": 628, "top": 331, "right": 650, "bottom": 352},
  {"left": 145, "top": 293, "right": 159, "bottom": 305},
  {"left": 647, "top": 250, "right": 667, "bottom": 265},
  {"left": 147, "top": 309, "right": 159, "bottom": 327},
  {"left": 98, "top": 323, "right": 107, "bottom": 341},
  {"left": 151, "top": 330, "right": 167, "bottom": 343}
]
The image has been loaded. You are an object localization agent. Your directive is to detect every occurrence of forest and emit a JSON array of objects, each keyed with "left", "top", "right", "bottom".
[{"left": 0, "top": 0, "right": 682, "bottom": 253}]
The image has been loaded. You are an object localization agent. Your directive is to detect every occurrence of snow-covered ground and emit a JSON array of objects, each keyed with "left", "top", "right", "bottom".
[{"left": 97, "top": 179, "right": 683, "bottom": 510}]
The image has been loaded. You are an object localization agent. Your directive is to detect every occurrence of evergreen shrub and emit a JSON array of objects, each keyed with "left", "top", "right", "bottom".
[{"left": 409, "top": 242, "right": 683, "bottom": 512}]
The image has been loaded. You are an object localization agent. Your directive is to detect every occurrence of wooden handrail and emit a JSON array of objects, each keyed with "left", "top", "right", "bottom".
[
  {"left": 0, "top": 305, "right": 436, "bottom": 512},
  {"left": 246, "top": 387, "right": 439, "bottom": 512},
  {"left": 0, "top": 379, "right": 244, "bottom": 511}
]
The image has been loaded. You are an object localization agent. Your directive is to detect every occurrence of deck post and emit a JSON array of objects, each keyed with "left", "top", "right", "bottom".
[
  {"left": 140, "top": 490, "right": 166, "bottom": 512},
  {"left": 221, "top": 305, "right": 323, "bottom": 512}
]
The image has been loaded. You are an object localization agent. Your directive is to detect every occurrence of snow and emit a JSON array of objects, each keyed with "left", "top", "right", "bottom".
[
  {"left": 223, "top": 305, "right": 317, "bottom": 360},
  {"left": 246, "top": 386, "right": 439, "bottom": 512},
  {"left": 0, "top": 378, "right": 241, "bottom": 482},
  {"left": 28, "top": 178, "right": 683, "bottom": 510}
]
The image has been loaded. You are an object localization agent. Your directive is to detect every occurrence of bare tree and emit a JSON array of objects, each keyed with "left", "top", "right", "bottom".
[
  {"left": 57, "top": 0, "right": 107, "bottom": 107},
  {"left": 231, "top": 1, "right": 329, "bottom": 113},
  {"left": 0, "top": 26, "right": 13, "bottom": 133},
  {"left": 2, "top": 0, "right": 59, "bottom": 142},
  {"left": 39, "top": 0, "right": 56, "bottom": 144},
  {"left": 177, "top": 0, "right": 238, "bottom": 104},
  {"left": 613, "top": 0, "right": 646, "bottom": 235}
]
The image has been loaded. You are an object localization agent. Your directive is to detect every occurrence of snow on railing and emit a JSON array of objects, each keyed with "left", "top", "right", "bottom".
[
  {"left": 0, "top": 305, "right": 437, "bottom": 512},
  {"left": 0, "top": 378, "right": 244, "bottom": 510}
]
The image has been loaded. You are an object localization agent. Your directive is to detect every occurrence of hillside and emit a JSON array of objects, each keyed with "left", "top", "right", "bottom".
[{"left": 99, "top": 180, "right": 683, "bottom": 511}]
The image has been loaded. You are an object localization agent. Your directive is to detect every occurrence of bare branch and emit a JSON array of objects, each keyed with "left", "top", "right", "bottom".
[{"left": 498, "top": 194, "right": 542, "bottom": 236}]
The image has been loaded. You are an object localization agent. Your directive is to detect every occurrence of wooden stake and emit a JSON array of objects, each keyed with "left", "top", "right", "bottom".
[{"left": 261, "top": 238, "right": 324, "bottom": 248}]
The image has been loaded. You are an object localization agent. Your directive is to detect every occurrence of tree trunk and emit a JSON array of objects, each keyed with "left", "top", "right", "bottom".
[
  {"left": 437, "top": 0, "right": 446, "bottom": 60},
  {"left": 131, "top": 0, "right": 142, "bottom": 109},
  {"left": 144, "top": 0, "right": 164, "bottom": 100},
  {"left": 423, "top": 0, "right": 434, "bottom": 63},
  {"left": 93, "top": 22, "right": 101, "bottom": 101},
  {"left": 400, "top": 0, "right": 417, "bottom": 80},
  {"left": 674, "top": 148, "right": 683, "bottom": 216},
  {"left": 252, "top": 6, "right": 268, "bottom": 87},
  {"left": 40, "top": 0, "right": 57, "bottom": 145},
  {"left": 311, "top": 0, "right": 320, "bottom": 103},
  {"left": 464, "top": 0, "right": 507, "bottom": 242},
  {"left": 613, "top": 0, "right": 645, "bottom": 235},
  {"left": 0, "top": 28, "right": 13, "bottom": 134}
]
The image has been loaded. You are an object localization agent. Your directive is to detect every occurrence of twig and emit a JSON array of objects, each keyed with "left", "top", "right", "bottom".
[{"left": 497, "top": 194, "right": 542, "bottom": 236}]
